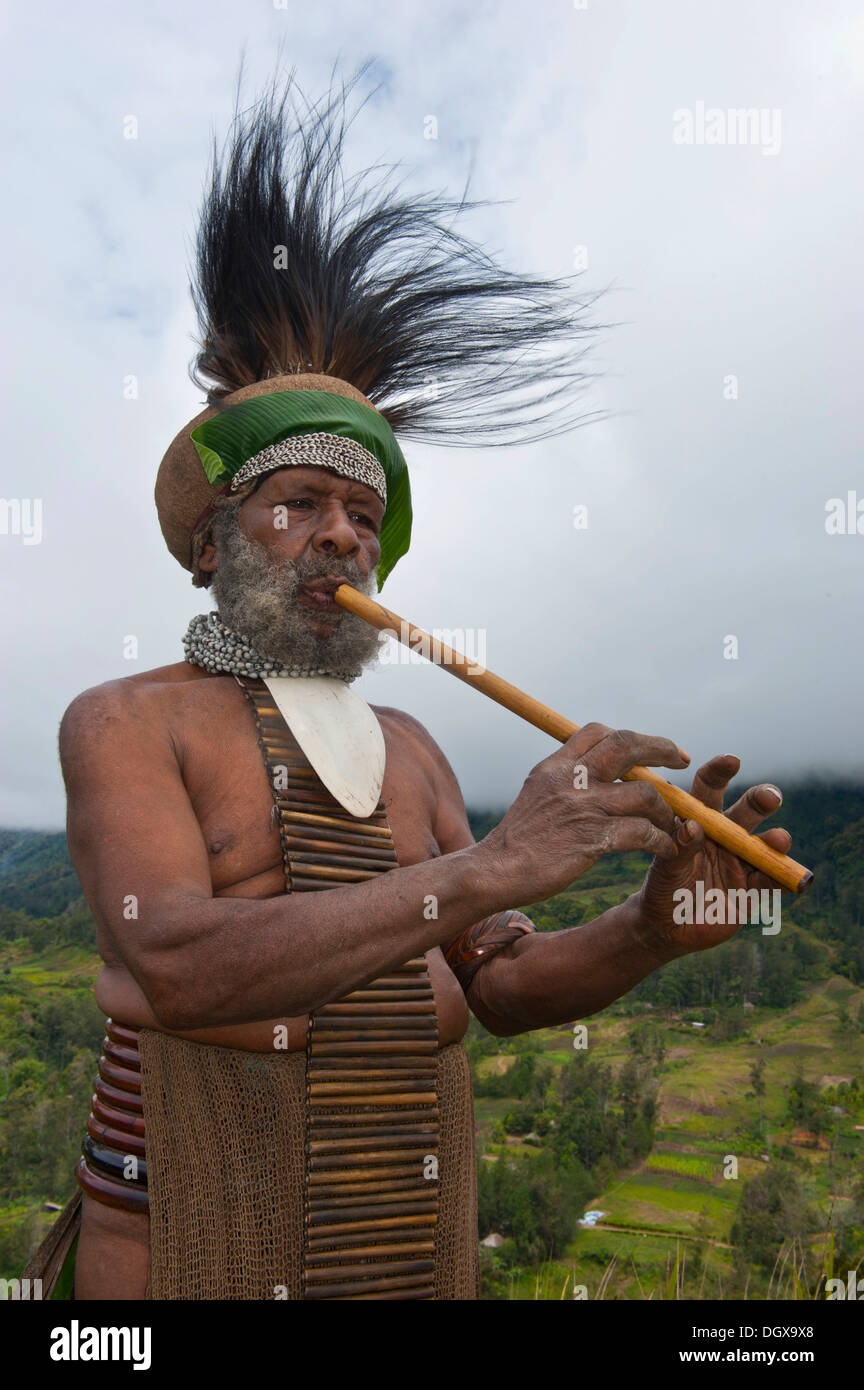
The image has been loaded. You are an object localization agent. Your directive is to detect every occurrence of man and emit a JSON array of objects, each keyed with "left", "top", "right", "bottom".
[{"left": 54, "top": 77, "right": 793, "bottom": 1300}]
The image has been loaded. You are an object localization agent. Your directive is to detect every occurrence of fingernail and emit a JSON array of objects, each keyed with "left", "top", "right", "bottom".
[
  {"left": 764, "top": 785, "right": 782, "bottom": 805},
  {"left": 686, "top": 819, "right": 699, "bottom": 837},
  {"left": 678, "top": 747, "right": 691, "bottom": 764},
  {"left": 678, "top": 821, "right": 691, "bottom": 844}
]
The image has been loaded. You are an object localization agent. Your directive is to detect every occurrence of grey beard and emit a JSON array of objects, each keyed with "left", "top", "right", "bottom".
[{"left": 209, "top": 504, "right": 383, "bottom": 676}]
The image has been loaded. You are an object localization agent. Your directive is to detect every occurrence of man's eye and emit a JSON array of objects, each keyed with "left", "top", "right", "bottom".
[{"left": 277, "top": 499, "right": 376, "bottom": 528}]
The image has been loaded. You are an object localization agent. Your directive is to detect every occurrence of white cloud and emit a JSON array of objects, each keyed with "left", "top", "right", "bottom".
[{"left": 1, "top": 0, "right": 861, "bottom": 827}]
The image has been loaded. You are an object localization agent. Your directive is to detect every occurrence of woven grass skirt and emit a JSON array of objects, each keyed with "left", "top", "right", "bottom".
[{"left": 139, "top": 1033, "right": 479, "bottom": 1301}]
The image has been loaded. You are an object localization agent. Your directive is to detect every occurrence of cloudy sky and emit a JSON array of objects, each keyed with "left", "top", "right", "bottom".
[{"left": 1, "top": 0, "right": 862, "bottom": 830}]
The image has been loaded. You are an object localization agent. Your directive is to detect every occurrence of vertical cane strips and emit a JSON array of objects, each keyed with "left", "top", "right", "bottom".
[{"left": 239, "top": 677, "right": 440, "bottom": 1300}]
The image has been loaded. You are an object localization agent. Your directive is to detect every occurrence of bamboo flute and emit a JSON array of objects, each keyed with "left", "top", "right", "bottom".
[{"left": 333, "top": 583, "right": 813, "bottom": 894}]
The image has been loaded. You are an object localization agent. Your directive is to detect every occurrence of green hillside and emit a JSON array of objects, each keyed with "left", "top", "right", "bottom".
[
  {"left": 470, "top": 969, "right": 864, "bottom": 1299},
  {"left": 0, "top": 829, "right": 84, "bottom": 918}
]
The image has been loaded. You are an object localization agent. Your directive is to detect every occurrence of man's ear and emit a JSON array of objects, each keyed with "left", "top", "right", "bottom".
[{"left": 197, "top": 540, "right": 218, "bottom": 573}]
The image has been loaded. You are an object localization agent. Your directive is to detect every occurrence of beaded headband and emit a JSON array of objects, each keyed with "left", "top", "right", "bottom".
[{"left": 229, "top": 432, "right": 387, "bottom": 504}]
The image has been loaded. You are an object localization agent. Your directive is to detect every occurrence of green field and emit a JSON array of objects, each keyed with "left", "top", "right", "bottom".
[{"left": 473, "top": 971, "right": 864, "bottom": 1300}]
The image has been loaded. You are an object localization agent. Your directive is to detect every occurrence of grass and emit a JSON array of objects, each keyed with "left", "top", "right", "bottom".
[
  {"left": 600, "top": 1178, "right": 734, "bottom": 1233},
  {"left": 476, "top": 967, "right": 864, "bottom": 1299},
  {"left": 498, "top": 1238, "right": 736, "bottom": 1300},
  {"left": 472, "top": 1097, "right": 512, "bottom": 1128},
  {"left": 644, "top": 1152, "right": 719, "bottom": 1181}
]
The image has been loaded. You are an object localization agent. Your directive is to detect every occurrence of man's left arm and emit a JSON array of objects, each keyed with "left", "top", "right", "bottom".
[
  {"left": 427, "top": 728, "right": 793, "bottom": 1037},
  {"left": 423, "top": 721, "right": 680, "bottom": 1034}
]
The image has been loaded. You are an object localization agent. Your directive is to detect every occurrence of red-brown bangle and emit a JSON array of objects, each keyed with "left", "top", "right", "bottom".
[{"left": 444, "top": 909, "right": 535, "bottom": 990}]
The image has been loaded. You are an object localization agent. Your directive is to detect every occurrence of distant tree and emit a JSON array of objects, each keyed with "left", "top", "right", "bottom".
[
  {"left": 714, "top": 1005, "right": 747, "bottom": 1042},
  {"left": 730, "top": 1163, "right": 819, "bottom": 1274},
  {"left": 616, "top": 1056, "right": 641, "bottom": 1112},
  {"left": 477, "top": 1151, "right": 590, "bottom": 1263},
  {"left": 749, "top": 1055, "right": 767, "bottom": 1133},
  {"left": 509, "top": 1052, "right": 551, "bottom": 1102},
  {"left": 627, "top": 1022, "right": 666, "bottom": 1066},
  {"left": 503, "top": 1102, "right": 536, "bottom": 1136},
  {"left": 785, "top": 1068, "right": 828, "bottom": 1137},
  {"left": 759, "top": 946, "right": 802, "bottom": 1008}
]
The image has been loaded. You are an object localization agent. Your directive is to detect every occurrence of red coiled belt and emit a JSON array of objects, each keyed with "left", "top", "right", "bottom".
[{"left": 76, "top": 1020, "right": 149, "bottom": 1213}]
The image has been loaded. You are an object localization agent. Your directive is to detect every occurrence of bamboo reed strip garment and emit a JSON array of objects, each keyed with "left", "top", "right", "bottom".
[{"left": 138, "top": 678, "right": 479, "bottom": 1300}]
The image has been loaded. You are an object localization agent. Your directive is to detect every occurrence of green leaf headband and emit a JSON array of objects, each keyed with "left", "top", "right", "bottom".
[{"left": 190, "top": 390, "right": 412, "bottom": 590}]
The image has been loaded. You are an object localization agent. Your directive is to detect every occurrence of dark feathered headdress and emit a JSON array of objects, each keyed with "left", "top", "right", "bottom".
[
  {"left": 155, "top": 68, "right": 604, "bottom": 586},
  {"left": 193, "top": 68, "right": 603, "bottom": 437}
]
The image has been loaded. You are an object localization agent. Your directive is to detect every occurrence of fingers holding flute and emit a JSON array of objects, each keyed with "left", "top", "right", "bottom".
[
  {"left": 694, "top": 758, "right": 793, "bottom": 894},
  {"left": 677, "top": 754, "right": 792, "bottom": 881},
  {"left": 578, "top": 724, "right": 692, "bottom": 783},
  {"left": 638, "top": 752, "right": 798, "bottom": 954},
  {"left": 476, "top": 725, "right": 697, "bottom": 905}
]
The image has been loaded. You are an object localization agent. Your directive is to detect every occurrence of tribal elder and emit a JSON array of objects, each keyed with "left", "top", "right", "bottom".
[{"left": 53, "top": 80, "right": 795, "bottom": 1301}]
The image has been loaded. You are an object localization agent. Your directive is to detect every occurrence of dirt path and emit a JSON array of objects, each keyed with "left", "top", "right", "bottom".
[{"left": 586, "top": 1222, "right": 732, "bottom": 1250}]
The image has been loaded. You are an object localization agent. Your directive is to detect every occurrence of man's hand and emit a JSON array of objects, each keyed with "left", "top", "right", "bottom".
[
  {"left": 635, "top": 753, "right": 792, "bottom": 958},
  {"left": 449, "top": 746, "right": 794, "bottom": 1038},
  {"left": 474, "top": 722, "right": 691, "bottom": 905}
]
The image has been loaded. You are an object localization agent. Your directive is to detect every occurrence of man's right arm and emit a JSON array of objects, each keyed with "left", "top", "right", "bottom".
[
  {"left": 60, "top": 685, "right": 686, "bottom": 1033},
  {"left": 59, "top": 682, "right": 505, "bottom": 1032}
]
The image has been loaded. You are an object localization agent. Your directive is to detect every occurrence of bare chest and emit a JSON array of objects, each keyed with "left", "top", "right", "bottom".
[{"left": 175, "top": 678, "right": 442, "bottom": 895}]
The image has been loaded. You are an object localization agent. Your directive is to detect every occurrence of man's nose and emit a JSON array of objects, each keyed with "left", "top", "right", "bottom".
[{"left": 312, "top": 502, "right": 361, "bottom": 556}]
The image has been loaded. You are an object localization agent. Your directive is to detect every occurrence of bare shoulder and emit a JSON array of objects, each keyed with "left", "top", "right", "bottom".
[
  {"left": 60, "top": 677, "right": 149, "bottom": 746},
  {"left": 372, "top": 705, "right": 453, "bottom": 772},
  {"left": 372, "top": 705, "right": 473, "bottom": 851},
  {"left": 58, "top": 663, "right": 195, "bottom": 766}
]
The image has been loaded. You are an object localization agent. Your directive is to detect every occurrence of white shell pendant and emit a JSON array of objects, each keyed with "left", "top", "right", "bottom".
[{"left": 263, "top": 676, "right": 386, "bottom": 818}]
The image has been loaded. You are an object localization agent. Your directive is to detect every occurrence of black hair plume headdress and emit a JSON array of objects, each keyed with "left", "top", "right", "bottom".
[{"left": 191, "top": 68, "right": 605, "bottom": 447}]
